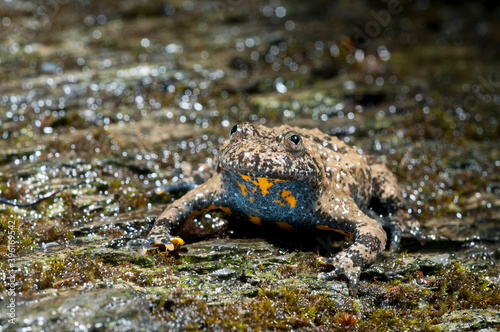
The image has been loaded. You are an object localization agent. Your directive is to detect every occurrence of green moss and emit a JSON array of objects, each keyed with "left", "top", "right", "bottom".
[
  {"left": 276, "top": 253, "right": 318, "bottom": 278},
  {"left": 0, "top": 251, "right": 177, "bottom": 292},
  {"left": 0, "top": 195, "right": 82, "bottom": 254},
  {"left": 0, "top": 252, "right": 107, "bottom": 291},
  {"left": 362, "top": 260, "right": 500, "bottom": 329},
  {"left": 142, "top": 258, "right": 500, "bottom": 331},
  {"left": 149, "top": 284, "right": 352, "bottom": 331},
  {"left": 0, "top": 214, "right": 37, "bottom": 255},
  {"left": 113, "top": 185, "right": 150, "bottom": 213},
  {"left": 89, "top": 249, "right": 155, "bottom": 268},
  {"left": 358, "top": 307, "right": 436, "bottom": 331}
]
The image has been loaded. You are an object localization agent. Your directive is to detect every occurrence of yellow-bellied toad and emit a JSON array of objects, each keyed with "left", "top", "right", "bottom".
[{"left": 143, "top": 123, "right": 424, "bottom": 293}]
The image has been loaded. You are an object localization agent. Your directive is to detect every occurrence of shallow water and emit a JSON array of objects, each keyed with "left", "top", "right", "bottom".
[{"left": 0, "top": 0, "right": 499, "bottom": 330}]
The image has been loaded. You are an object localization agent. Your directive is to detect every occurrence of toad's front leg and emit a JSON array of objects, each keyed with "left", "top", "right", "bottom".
[
  {"left": 142, "top": 174, "right": 225, "bottom": 253},
  {"left": 316, "top": 201, "right": 387, "bottom": 294}
]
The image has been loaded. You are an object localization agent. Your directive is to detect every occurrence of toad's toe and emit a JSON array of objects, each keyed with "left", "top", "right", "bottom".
[
  {"left": 317, "top": 255, "right": 362, "bottom": 295},
  {"left": 389, "top": 227, "right": 402, "bottom": 251},
  {"left": 409, "top": 225, "right": 426, "bottom": 244},
  {"left": 141, "top": 235, "right": 184, "bottom": 254}
]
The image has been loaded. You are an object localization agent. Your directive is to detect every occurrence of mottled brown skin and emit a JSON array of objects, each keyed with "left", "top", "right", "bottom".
[{"left": 143, "top": 122, "right": 424, "bottom": 293}]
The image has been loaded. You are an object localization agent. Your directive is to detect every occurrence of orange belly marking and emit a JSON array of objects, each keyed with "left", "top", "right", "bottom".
[{"left": 315, "top": 224, "right": 352, "bottom": 237}]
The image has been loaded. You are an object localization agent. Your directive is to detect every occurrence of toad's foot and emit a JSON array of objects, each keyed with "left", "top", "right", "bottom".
[
  {"left": 316, "top": 220, "right": 386, "bottom": 295},
  {"left": 393, "top": 209, "right": 426, "bottom": 247},
  {"left": 317, "top": 254, "right": 362, "bottom": 295},
  {"left": 404, "top": 224, "right": 426, "bottom": 247},
  {"left": 385, "top": 220, "right": 425, "bottom": 252},
  {"left": 368, "top": 209, "right": 426, "bottom": 251},
  {"left": 141, "top": 226, "right": 184, "bottom": 254}
]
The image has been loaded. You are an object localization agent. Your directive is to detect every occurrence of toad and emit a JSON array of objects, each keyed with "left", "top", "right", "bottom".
[{"left": 142, "top": 122, "right": 424, "bottom": 293}]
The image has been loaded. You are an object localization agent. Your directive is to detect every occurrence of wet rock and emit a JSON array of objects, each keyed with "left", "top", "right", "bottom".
[
  {"left": 435, "top": 309, "right": 500, "bottom": 332},
  {"left": 211, "top": 268, "right": 239, "bottom": 280},
  {"left": 88, "top": 248, "right": 155, "bottom": 268},
  {"left": 39, "top": 62, "right": 60, "bottom": 74},
  {"left": 12, "top": 287, "right": 163, "bottom": 331},
  {"left": 0, "top": 0, "right": 499, "bottom": 330}
]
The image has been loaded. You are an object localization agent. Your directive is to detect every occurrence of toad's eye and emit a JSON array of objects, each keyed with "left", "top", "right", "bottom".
[
  {"left": 290, "top": 134, "right": 301, "bottom": 145},
  {"left": 230, "top": 124, "right": 238, "bottom": 135}
]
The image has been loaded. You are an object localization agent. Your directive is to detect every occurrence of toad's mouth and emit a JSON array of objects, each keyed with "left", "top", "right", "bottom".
[
  {"left": 218, "top": 160, "right": 319, "bottom": 182},
  {"left": 240, "top": 167, "right": 288, "bottom": 178},
  {"left": 221, "top": 167, "right": 310, "bottom": 182}
]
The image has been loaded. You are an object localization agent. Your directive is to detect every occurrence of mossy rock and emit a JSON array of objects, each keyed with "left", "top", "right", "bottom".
[{"left": 87, "top": 248, "right": 155, "bottom": 268}]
